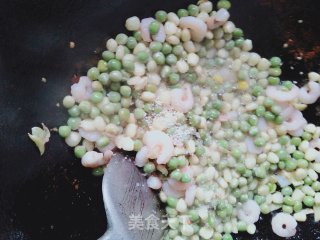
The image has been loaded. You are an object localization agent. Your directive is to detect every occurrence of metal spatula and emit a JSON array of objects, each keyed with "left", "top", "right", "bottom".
[{"left": 98, "top": 153, "right": 165, "bottom": 240}]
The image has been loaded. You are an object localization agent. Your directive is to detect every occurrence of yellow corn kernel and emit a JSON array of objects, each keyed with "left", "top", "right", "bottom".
[
  {"left": 238, "top": 81, "right": 248, "bottom": 90},
  {"left": 213, "top": 74, "right": 223, "bottom": 84}
]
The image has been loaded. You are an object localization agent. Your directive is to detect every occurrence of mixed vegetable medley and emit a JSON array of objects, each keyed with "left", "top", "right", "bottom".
[{"left": 29, "top": 0, "right": 320, "bottom": 239}]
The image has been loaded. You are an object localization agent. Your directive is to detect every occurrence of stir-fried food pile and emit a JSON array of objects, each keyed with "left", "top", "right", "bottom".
[{"left": 30, "top": 0, "right": 320, "bottom": 239}]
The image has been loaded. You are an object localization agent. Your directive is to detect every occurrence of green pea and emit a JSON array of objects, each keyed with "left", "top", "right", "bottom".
[
  {"left": 312, "top": 181, "right": 320, "bottom": 191},
  {"left": 269, "top": 67, "right": 282, "bottom": 77},
  {"left": 97, "top": 60, "right": 108, "bottom": 72},
  {"left": 291, "top": 137, "right": 302, "bottom": 147},
  {"left": 277, "top": 149, "right": 289, "bottom": 161},
  {"left": 225, "top": 40, "right": 235, "bottom": 50},
  {"left": 100, "top": 103, "right": 114, "bottom": 115},
  {"left": 254, "top": 195, "right": 266, "bottom": 205},
  {"left": 233, "top": 28, "right": 243, "bottom": 39},
  {"left": 271, "top": 106, "right": 282, "bottom": 115},
  {"left": 98, "top": 73, "right": 110, "bottom": 85},
  {"left": 108, "top": 59, "right": 122, "bottom": 71},
  {"left": 222, "top": 233, "right": 233, "bottom": 240},
  {"left": 303, "top": 196, "right": 314, "bottom": 207},
  {"left": 254, "top": 167, "right": 266, "bottom": 178},
  {"left": 87, "top": 67, "right": 99, "bottom": 80},
  {"left": 195, "top": 146, "right": 205, "bottom": 157},
  {"left": 168, "top": 73, "right": 180, "bottom": 85},
  {"left": 240, "top": 194, "right": 249, "bottom": 203},
  {"left": 170, "top": 170, "right": 182, "bottom": 181},
  {"left": 177, "top": 8, "right": 188, "bottom": 17},
  {"left": 278, "top": 161, "right": 286, "bottom": 169},
  {"left": 133, "top": 31, "right": 142, "bottom": 41},
  {"left": 134, "top": 140, "right": 143, "bottom": 151},
  {"left": 143, "top": 162, "right": 156, "bottom": 174},
  {"left": 254, "top": 137, "right": 266, "bottom": 147},
  {"left": 109, "top": 70, "right": 122, "bottom": 82},
  {"left": 68, "top": 105, "right": 80, "bottom": 117},
  {"left": 268, "top": 76, "right": 280, "bottom": 85},
  {"left": 181, "top": 173, "right": 191, "bottom": 183},
  {"left": 282, "top": 205, "right": 293, "bottom": 214},
  {"left": 204, "top": 109, "right": 220, "bottom": 120},
  {"left": 264, "top": 98, "right": 275, "bottom": 107},
  {"left": 269, "top": 163, "right": 278, "bottom": 172},
  {"left": 285, "top": 159, "right": 297, "bottom": 171},
  {"left": 155, "top": 10, "right": 167, "bottom": 23},
  {"left": 218, "top": 139, "right": 229, "bottom": 149},
  {"left": 293, "top": 201, "right": 303, "bottom": 212},
  {"left": 58, "top": 126, "right": 71, "bottom": 138},
  {"left": 248, "top": 115, "right": 258, "bottom": 126},
  {"left": 235, "top": 38, "right": 244, "bottom": 47},
  {"left": 102, "top": 51, "right": 115, "bottom": 61},
  {"left": 185, "top": 72, "right": 197, "bottom": 83},
  {"left": 264, "top": 111, "right": 275, "bottom": 121},
  {"left": 137, "top": 51, "right": 149, "bottom": 63},
  {"left": 92, "top": 167, "right": 104, "bottom": 177},
  {"left": 213, "top": 233, "right": 223, "bottom": 240},
  {"left": 153, "top": 52, "right": 166, "bottom": 65},
  {"left": 168, "top": 157, "right": 179, "bottom": 170},
  {"left": 149, "top": 21, "right": 160, "bottom": 35},
  {"left": 249, "top": 126, "right": 258, "bottom": 136},
  {"left": 167, "top": 197, "right": 178, "bottom": 208},
  {"left": 91, "top": 91, "right": 104, "bottom": 103},
  {"left": 79, "top": 101, "right": 91, "bottom": 114},
  {"left": 74, "top": 145, "right": 86, "bottom": 158},
  {"left": 217, "top": 209, "right": 227, "bottom": 218},
  {"left": 268, "top": 183, "right": 277, "bottom": 193},
  {"left": 119, "top": 86, "right": 132, "bottom": 97},
  {"left": 302, "top": 131, "right": 312, "bottom": 141},
  {"left": 231, "top": 149, "right": 241, "bottom": 159},
  {"left": 115, "top": 33, "right": 128, "bottom": 45},
  {"left": 162, "top": 43, "right": 172, "bottom": 55},
  {"left": 256, "top": 105, "right": 266, "bottom": 117},
  {"left": 282, "top": 80, "right": 293, "bottom": 90},
  {"left": 281, "top": 186, "right": 293, "bottom": 196},
  {"left": 67, "top": 117, "right": 81, "bottom": 130},
  {"left": 283, "top": 196, "right": 295, "bottom": 206},
  {"left": 166, "top": 54, "right": 177, "bottom": 65},
  {"left": 122, "top": 60, "right": 134, "bottom": 73},
  {"left": 172, "top": 45, "right": 184, "bottom": 56},
  {"left": 118, "top": 108, "right": 130, "bottom": 122},
  {"left": 188, "top": 4, "right": 199, "bottom": 16},
  {"left": 96, "top": 136, "right": 110, "bottom": 148},
  {"left": 134, "top": 108, "right": 146, "bottom": 120},
  {"left": 108, "top": 91, "right": 121, "bottom": 103},
  {"left": 304, "top": 176, "right": 313, "bottom": 185},
  {"left": 279, "top": 135, "right": 290, "bottom": 145},
  {"left": 275, "top": 116, "right": 284, "bottom": 125},
  {"left": 150, "top": 41, "right": 162, "bottom": 52},
  {"left": 270, "top": 56, "right": 282, "bottom": 67},
  {"left": 237, "top": 221, "right": 247, "bottom": 232},
  {"left": 252, "top": 85, "right": 264, "bottom": 97},
  {"left": 293, "top": 151, "right": 304, "bottom": 160},
  {"left": 126, "top": 36, "right": 137, "bottom": 49}
]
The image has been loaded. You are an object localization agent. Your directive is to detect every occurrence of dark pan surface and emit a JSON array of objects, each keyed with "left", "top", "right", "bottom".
[{"left": 0, "top": 0, "right": 320, "bottom": 239}]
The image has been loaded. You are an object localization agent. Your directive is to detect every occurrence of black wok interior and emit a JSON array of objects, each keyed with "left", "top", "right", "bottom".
[{"left": 1, "top": 0, "right": 320, "bottom": 239}]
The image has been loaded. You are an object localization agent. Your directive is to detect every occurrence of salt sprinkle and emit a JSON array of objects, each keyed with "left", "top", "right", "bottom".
[{"left": 41, "top": 77, "right": 47, "bottom": 83}]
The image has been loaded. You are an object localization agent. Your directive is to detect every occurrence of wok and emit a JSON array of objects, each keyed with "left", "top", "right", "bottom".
[{"left": 1, "top": 0, "right": 320, "bottom": 239}]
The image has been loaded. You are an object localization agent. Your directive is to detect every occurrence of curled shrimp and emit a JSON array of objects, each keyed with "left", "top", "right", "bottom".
[
  {"left": 299, "top": 81, "right": 320, "bottom": 104},
  {"left": 135, "top": 131, "right": 174, "bottom": 166},
  {"left": 179, "top": 16, "right": 208, "bottom": 42},
  {"left": 71, "top": 76, "right": 92, "bottom": 103},
  {"left": 266, "top": 85, "right": 299, "bottom": 102},
  {"left": 283, "top": 110, "right": 307, "bottom": 131},
  {"left": 170, "top": 84, "right": 194, "bottom": 113},
  {"left": 207, "top": 8, "right": 230, "bottom": 29},
  {"left": 162, "top": 181, "right": 185, "bottom": 198},
  {"left": 140, "top": 18, "right": 165, "bottom": 43}
]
